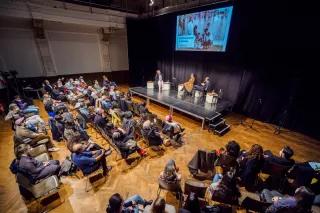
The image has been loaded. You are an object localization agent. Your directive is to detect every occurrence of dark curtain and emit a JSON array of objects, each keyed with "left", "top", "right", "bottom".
[{"left": 127, "top": 0, "right": 320, "bottom": 140}]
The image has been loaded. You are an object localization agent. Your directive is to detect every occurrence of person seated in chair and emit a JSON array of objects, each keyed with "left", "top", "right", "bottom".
[
  {"left": 13, "top": 95, "right": 29, "bottom": 110},
  {"left": 180, "top": 73, "right": 195, "bottom": 94},
  {"left": 120, "top": 111, "right": 136, "bottom": 139},
  {"left": 112, "top": 131, "right": 146, "bottom": 159},
  {"left": 138, "top": 101, "right": 150, "bottom": 116},
  {"left": 93, "top": 108, "right": 108, "bottom": 128},
  {"left": 193, "top": 76, "right": 210, "bottom": 93},
  {"left": 208, "top": 167, "right": 240, "bottom": 205},
  {"left": 143, "top": 196, "right": 176, "bottom": 213},
  {"left": 180, "top": 192, "right": 201, "bottom": 213},
  {"left": 162, "top": 115, "right": 184, "bottom": 144},
  {"left": 264, "top": 186, "right": 315, "bottom": 213},
  {"left": 264, "top": 146, "right": 295, "bottom": 167},
  {"left": 72, "top": 143, "right": 112, "bottom": 176},
  {"left": 15, "top": 144, "right": 61, "bottom": 183},
  {"left": 142, "top": 120, "right": 163, "bottom": 147},
  {"left": 213, "top": 140, "right": 240, "bottom": 183},
  {"left": 238, "top": 144, "right": 264, "bottom": 191},
  {"left": 15, "top": 117, "right": 58, "bottom": 152},
  {"left": 160, "top": 159, "right": 181, "bottom": 183},
  {"left": 43, "top": 80, "right": 53, "bottom": 94},
  {"left": 93, "top": 79, "right": 102, "bottom": 91},
  {"left": 107, "top": 193, "right": 153, "bottom": 213}
]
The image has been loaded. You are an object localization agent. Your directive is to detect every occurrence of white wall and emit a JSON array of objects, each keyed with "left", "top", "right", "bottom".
[
  {"left": 0, "top": 17, "right": 129, "bottom": 77},
  {"left": 47, "top": 31, "right": 103, "bottom": 75},
  {"left": 109, "top": 32, "right": 129, "bottom": 71},
  {"left": 0, "top": 28, "right": 43, "bottom": 77}
]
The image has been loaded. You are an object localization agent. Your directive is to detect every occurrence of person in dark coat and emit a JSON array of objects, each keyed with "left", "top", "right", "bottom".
[
  {"left": 142, "top": 120, "right": 163, "bottom": 146},
  {"left": 238, "top": 144, "right": 264, "bottom": 191},
  {"left": 16, "top": 144, "right": 60, "bottom": 183}
]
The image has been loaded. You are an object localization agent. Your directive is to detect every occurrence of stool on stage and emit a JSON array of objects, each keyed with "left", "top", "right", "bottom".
[
  {"left": 206, "top": 92, "right": 218, "bottom": 104},
  {"left": 147, "top": 81, "right": 154, "bottom": 89},
  {"left": 194, "top": 90, "right": 201, "bottom": 98},
  {"left": 163, "top": 82, "right": 171, "bottom": 91},
  {"left": 178, "top": 84, "right": 184, "bottom": 92}
]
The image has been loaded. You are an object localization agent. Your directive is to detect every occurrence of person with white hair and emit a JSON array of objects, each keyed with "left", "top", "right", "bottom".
[
  {"left": 142, "top": 120, "right": 163, "bottom": 147},
  {"left": 112, "top": 130, "right": 146, "bottom": 159}
]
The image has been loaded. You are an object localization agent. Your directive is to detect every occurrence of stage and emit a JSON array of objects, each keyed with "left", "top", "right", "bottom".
[{"left": 129, "top": 87, "right": 233, "bottom": 128}]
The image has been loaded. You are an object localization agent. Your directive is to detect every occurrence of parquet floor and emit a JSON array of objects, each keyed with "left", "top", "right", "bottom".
[{"left": 1, "top": 87, "right": 320, "bottom": 213}]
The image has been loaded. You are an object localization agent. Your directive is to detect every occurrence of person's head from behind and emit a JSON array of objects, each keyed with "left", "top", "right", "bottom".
[
  {"left": 152, "top": 197, "right": 166, "bottom": 213},
  {"left": 156, "top": 69, "right": 161, "bottom": 75},
  {"left": 280, "top": 146, "right": 294, "bottom": 160},
  {"left": 44, "top": 80, "right": 50, "bottom": 85},
  {"left": 143, "top": 120, "right": 151, "bottom": 130},
  {"left": 16, "top": 144, "right": 31, "bottom": 159},
  {"left": 103, "top": 75, "right": 108, "bottom": 81},
  {"left": 107, "top": 193, "right": 123, "bottom": 213},
  {"left": 184, "top": 192, "right": 200, "bottom": 213},
  {"left": 112, "top": 131, "right": 121, "bottom": 141},
  {"left": 164, "top": 159, "right": 177, "bottom": 174},
  {"left": 73, "top": 143, "right": 86, "bottom": 154},
  {"left": 294, "top": 186, "right": 315, "bottom": 210},
  {"left": 225, "top": 140, "right": 240, "bottom": 158},
  {"left": 247, "top": 144, "right": 263, "bottom": 160}
]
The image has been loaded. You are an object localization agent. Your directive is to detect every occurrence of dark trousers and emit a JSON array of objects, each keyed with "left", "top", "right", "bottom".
[{"left": 36, "top": 160, "right": 60, "bottom": 181}]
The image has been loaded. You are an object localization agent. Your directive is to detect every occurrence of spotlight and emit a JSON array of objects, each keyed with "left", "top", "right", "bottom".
[{"left": 149, "top": 0, "right": 154, "bottom": 6}]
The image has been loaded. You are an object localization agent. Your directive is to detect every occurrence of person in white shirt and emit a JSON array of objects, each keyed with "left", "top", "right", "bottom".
[{"left": 155, "top": 70, "right": 164, "bottom": 92}]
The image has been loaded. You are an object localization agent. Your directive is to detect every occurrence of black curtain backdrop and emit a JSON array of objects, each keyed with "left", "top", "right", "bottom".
[{"left": 127, "top": 0, "right": 320, "bottom": 140}]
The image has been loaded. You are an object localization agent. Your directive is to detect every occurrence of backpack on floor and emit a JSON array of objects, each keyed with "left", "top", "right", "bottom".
[{"left": 58, "top": 157, "right": 77, "bottom": 176}]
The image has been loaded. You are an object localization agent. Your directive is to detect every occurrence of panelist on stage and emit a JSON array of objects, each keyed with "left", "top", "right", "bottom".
[
  {"left": 180, "top": 73, "right": 195, "bottom": 93},
  {"left": 154, "top": 69, "right": 164, "bottom": 91},
  {"left": 194, "top": 76, "right": 211, "bottom": 93}
]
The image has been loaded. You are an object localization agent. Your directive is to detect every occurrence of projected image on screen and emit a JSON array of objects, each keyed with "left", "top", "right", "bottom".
[{"left": 176, "top": 6, "right": 233, "bottom": 52}]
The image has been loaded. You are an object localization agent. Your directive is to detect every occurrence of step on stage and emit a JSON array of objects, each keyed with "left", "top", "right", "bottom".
[{"left": 129, "top": 87, "right": 233, "bottom": 129}]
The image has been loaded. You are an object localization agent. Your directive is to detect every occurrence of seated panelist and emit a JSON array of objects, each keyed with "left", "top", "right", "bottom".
[
  {"left": 194, "top": 76, "right": 211, "bottom": 93},
  {"left": 180, "top": 73, "right": 195, "bottom": 93}
]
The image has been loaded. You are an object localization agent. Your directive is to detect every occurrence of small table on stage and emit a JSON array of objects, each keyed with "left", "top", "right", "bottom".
[
  {"left": 147, "top": 81, "right": 154, "bottom": 89},
  {"left": 23, "top": 87, "right": 42, "bottom": 99},
  {"left": 163, "top": 82, "right": 171, "bottom": 91},
  {"left": 206, "top": 92, "right": 218, "bottom": 104}
]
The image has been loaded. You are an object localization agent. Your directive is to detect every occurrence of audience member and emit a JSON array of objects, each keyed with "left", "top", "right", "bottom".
[
  {"left": 143, "top": 197, "right": 176, "bottom": 213},
  {"left": 238, "top": 144, "right": 264, "bottom": 191},
  {"left": 264, "top": 146, "right": 295, "bottom": 167},
  {"left": 264, "top": 186, "right": 315, "bottom": 213},
  {"left": 107, "top": 193, "right": 152, "bottom": 213},
  {"left": 15, "top": 144, "right": 61, "bottom": 183},
  {"left": 72, "top": 144, "right": 112, "bottom": 176}
]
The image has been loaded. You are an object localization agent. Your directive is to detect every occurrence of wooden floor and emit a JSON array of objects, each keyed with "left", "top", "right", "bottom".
[{"left": 1, "top": 89, "right": 320, "bottom": 213}]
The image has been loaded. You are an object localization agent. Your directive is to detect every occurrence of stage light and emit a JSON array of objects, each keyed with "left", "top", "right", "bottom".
[{"left": 149, "top": 0, "right": 154, "bottom": 6}]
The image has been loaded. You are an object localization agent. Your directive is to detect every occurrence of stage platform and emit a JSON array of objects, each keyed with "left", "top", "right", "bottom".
[{"left": 129, "top": 87, "right": 233, "bottom": 128}]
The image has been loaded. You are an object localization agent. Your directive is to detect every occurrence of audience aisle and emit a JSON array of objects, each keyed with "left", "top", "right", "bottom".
[{"left": 1, "top": 89, "right": 320, "bottom": 213}]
